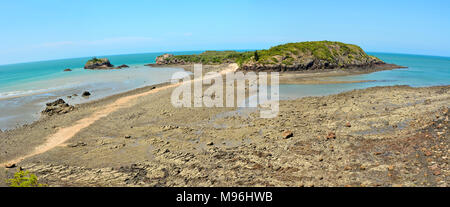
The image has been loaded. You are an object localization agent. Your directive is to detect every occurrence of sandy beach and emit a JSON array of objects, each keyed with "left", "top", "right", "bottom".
[{"left": 0, "top": 64, "right": 448, "bottom": 187}]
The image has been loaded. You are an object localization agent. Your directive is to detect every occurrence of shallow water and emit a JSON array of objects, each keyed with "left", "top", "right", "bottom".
[
  {"left": 0, "top": 52, "right": 199, "bottom": 130},
  {"left": 279, "top": 53, "right": 450, "bottom": 99}
]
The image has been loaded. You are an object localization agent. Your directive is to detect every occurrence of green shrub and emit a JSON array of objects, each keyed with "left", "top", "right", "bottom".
[
  {"left": 7, "top": 170, "right": 46, "bottom": 187},
  {"left": 165, "top": 41, "right": 373, "bottom": 66}
]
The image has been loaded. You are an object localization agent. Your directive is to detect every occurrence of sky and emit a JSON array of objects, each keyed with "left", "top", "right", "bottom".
[{"left": 0, "top": 0, "right": 449, "bottom": 65}]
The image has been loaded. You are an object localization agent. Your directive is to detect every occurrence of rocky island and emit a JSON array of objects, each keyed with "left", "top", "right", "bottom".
[
  {"left": 153, "top": 41, "right": 405, "bottom": 71},
  {"left": 84, "top": 58, "right": 131, "bottom": 70},
  {"left": 84, "top": 57, "right": 114, "bottom": 69}
]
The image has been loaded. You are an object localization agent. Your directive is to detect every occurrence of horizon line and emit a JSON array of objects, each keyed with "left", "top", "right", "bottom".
[{"left": 1, "top": 49, "right": 449, "bottom": 67}]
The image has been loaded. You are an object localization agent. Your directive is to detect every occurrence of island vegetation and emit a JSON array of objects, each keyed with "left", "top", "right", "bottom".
[
  {"left": 154, "top": 41, "right": 398, "bottom": 71},
  {"left": 84, "top": 57, "right": 129, "bottom": 69}
]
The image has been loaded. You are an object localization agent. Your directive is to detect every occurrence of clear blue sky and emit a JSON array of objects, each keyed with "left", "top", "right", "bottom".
[{"left": 1, "top": 0, "right": 449, "bottom": 65}]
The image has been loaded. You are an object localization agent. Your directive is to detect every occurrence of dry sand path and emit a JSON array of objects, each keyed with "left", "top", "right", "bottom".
[{"left": 2, "top": 64, "right": 238, "bottom": 167}]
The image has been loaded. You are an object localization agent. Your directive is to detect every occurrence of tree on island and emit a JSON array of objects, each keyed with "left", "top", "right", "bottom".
[{"left": 254, "top": 51, "right": 259, "bottom": 61}]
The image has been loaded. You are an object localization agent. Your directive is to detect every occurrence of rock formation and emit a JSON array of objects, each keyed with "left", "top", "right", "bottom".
[
  {"left": 84, "top": 58, "right": 114, "bottom": 69},
  {"left": 155, "top": 54, "right": 175, "bottom": 64},
  {"left": 82, "top": 91, "right": 91, "bottom": 97},
  {"left": 115, "top": 64, "right": 129, "bottom": 69},
  {"left": 41, "top": 99, "right": 74, "bottom": 116}
]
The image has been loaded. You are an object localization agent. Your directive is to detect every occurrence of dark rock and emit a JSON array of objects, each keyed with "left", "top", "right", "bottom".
[
  {"left": 207, "top": 142, "right": 214, "bottom": 146},
  {"left": 282, "top": 131, "right": 294, "bottom": 139},
  {"left": 115, "top": 64, "right": 129, "bottom": 69},
  {"left": 46, "top": 98, "right": 66, "bottom": 107},
  {"left": 63, "top": 68, "right": 72, "bottom": 72},
  {"left": 82, "top": 91, "right": 91, "bottom": 97},
  {"left": 5, "top": 163, "right": 16, "bottom": 168},
  {"left": 68, "top": 142, "right": 87, "bottom": 148},
  {"left": 42, "top": 99, "right": 74, "bottom": 116},
  {"left": 345, "top": 122, "right": 352, "bottom": 127}
]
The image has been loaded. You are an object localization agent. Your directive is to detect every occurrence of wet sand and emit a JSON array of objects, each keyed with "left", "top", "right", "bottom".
[{"left": 0, "top": 64, "right": 448, "bottom": 187}]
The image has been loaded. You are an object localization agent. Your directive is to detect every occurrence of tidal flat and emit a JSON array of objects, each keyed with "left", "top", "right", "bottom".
[{"left": 0, "top": 64, "right": 448, "bottom": 187}]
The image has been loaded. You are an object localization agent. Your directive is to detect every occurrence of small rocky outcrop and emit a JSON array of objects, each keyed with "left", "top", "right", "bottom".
[
  {"left": 4, "top": 163, "right": 16, "bottom": 168},
  {"left": 155, "top": 54, "right": 175, "bottom": 64},
  {"left": 42, "top": 99, "right": 74, "bottom": 116},
  {"left": 84, "top": 58, "right": 114, "bottom": 69},
  {"left": 63, "top": 68, "right": 72, "bottom": 72},
  {"left": 82, "top": 91, "right": 91, "bottom": 97},
  {"left": 282, "top": 131, "right": 294, "bottom": 139},
  {"left": 115, "top": 64, "right": 129, "bottom": 69}
]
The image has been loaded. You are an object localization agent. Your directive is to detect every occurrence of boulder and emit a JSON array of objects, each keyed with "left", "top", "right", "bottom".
[
  {"left": 84, "top": 58, "right": 114, "bottom": 69},
  {"left": 64, "top": 68, "right": 72, "bottom": 72},
  {"left": 5, "top": 163, "right": 16, "bottom": 168},
  {"left": 82, "top": 91, "right": 91, "bottom": 97},
  {"left": 42, "top": 99, "right": 74, "bottom": 116},
  {"left": 282, "top": 131, "right": 294, "bottom": 139},
  {"left": 115, "top": 64, "right": 129, "bottom": 69}
]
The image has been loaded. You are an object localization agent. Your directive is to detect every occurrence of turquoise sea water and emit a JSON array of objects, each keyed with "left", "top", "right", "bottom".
[
  {"left": 0, "top": 51, "right": 200, "bottom": 99},
  {"left": 0, "top": 52, "right": 449, "bottom": 130},
  {"left": 0, "top": 51, "right": 200, "bottom": 130},
  {"left": 279, "top": 52, "right": 450, "bottom": 99}
]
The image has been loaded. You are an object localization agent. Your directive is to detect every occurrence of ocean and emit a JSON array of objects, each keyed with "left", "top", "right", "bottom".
[
  {"left": 0, "top": 52, "right": 449, "bottom": 130},
  {"left": 279, "top": 52, "right": 450, "bottom": 99},
  {"left": 0, "top": 51, "right": 200, "bottom": 130}
]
